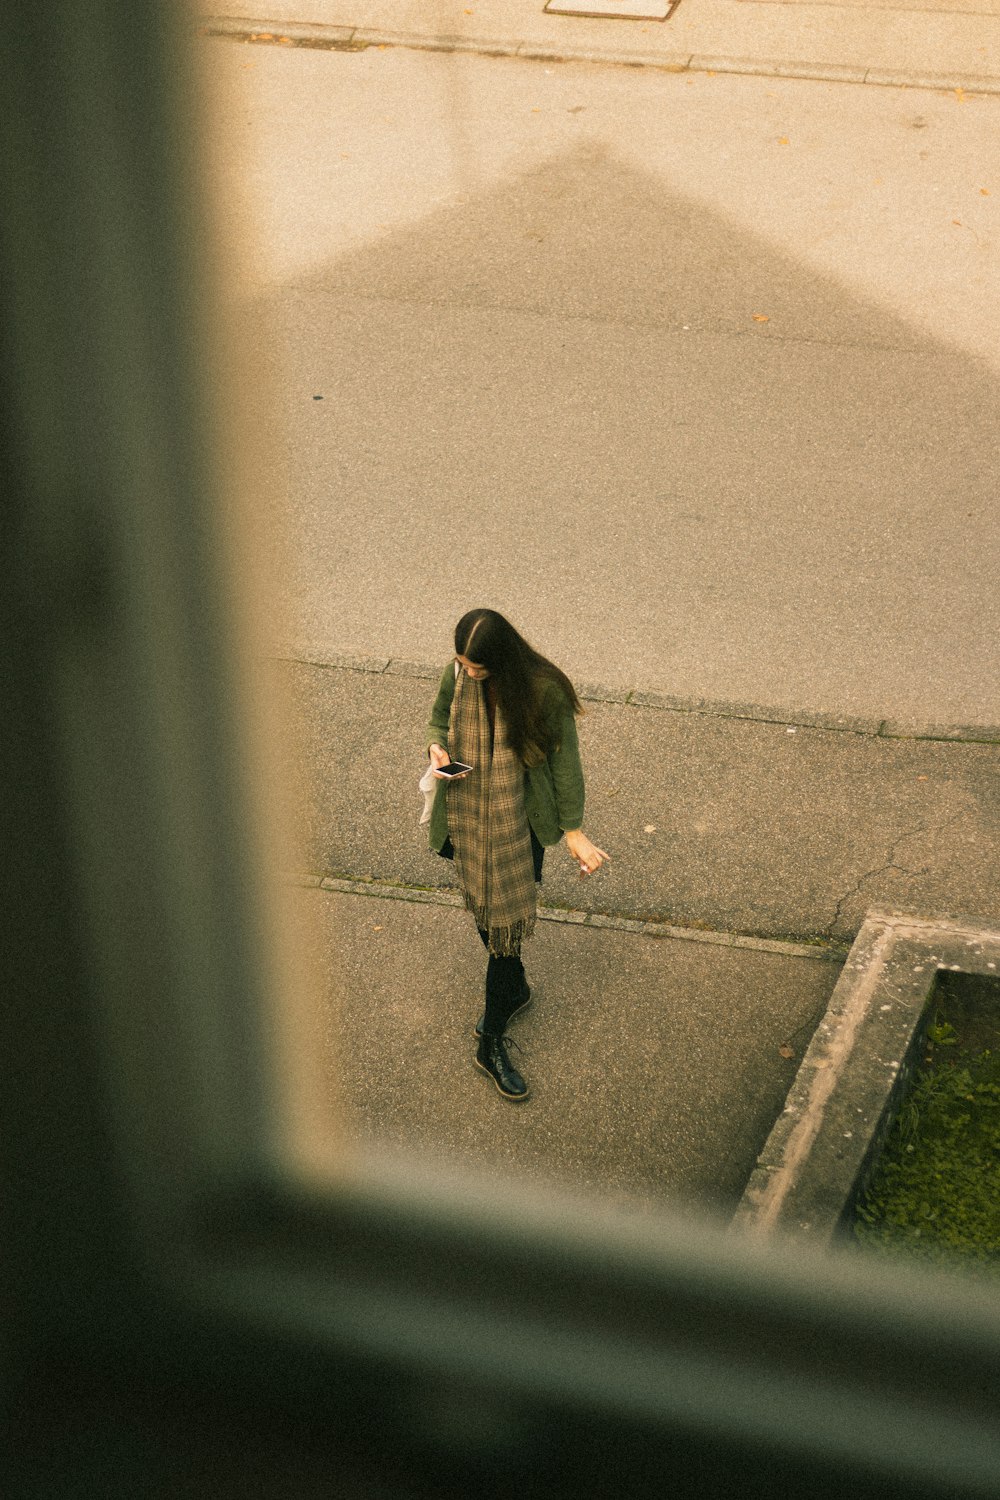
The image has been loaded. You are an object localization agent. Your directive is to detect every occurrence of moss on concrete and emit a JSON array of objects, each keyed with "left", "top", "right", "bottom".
[{"left": 854, "top": 976, "right": 1000, "bottom": 1275}]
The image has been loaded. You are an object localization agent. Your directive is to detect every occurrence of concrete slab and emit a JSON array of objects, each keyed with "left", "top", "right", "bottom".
[
  {"left": 275, "top": 658, "right": 1000, "bottom": 946},
  {"left": 293, "top": 885, "right": 842, "bottom": 1215}
]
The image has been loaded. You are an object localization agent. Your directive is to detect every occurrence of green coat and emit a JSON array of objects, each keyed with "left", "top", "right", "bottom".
[{"left": 425, "top": 664, "right": 585, "bottom": 853}]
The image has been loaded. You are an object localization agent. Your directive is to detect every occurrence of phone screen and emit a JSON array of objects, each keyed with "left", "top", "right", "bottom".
[{"left": 438, "top": 761, "right": 473, "bottom": 777}]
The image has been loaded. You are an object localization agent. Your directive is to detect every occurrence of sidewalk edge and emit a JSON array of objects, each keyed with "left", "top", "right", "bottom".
[
  {"left": 291, "top": 871, "right": 848, "bottom": 959},
  {"left": 196, "top": 16, "right": 1000, "bottom": 96},
  {"left": 274, "top": 647, "right": 1000, "bottom": 744}
]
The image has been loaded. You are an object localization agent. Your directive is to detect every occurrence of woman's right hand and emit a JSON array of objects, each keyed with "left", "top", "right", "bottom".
[{"left": 429, "top": 743, "right": 466, "bottom": 779}]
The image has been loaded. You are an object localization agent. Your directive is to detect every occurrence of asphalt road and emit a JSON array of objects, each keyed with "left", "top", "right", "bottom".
[{"left": 205, "top": 39, "right": 1000, "bottom": 723}]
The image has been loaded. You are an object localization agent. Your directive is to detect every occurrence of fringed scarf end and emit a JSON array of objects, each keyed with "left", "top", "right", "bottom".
[
  {"left": 462, "top": 891, "right": 536, "bottom": 956},
  {"left": 487, "top": 917, "right": 536, "bottom": 958}
]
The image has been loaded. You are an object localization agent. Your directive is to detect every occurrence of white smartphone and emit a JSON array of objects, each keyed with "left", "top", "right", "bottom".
[{"left": 436, "top": 760, "right": 473, "bottom": 777}]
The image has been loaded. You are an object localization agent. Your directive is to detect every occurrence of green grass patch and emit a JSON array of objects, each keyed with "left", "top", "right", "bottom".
[{"left": 854, "top": 974, "right": 1000, "bottom": 1276}]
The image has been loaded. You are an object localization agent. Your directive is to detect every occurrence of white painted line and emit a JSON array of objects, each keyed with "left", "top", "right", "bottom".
[{"left": 545, "top": 0, "right": 673, "bottom": 16}]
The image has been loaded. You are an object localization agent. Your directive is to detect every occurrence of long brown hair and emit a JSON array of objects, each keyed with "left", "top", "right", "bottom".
[{"left": 455, "top": 609, "right": 582, "bottom": 766}]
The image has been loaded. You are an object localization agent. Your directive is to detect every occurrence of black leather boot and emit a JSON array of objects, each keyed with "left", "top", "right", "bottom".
[
  {"left": 475, "top": 1031, "right": 529, "bottom": 1100},
  {"left": 474, "top": 981, "right": 531, "bottom": 1039}
]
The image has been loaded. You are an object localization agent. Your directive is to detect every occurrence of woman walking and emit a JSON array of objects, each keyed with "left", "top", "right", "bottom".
[{"left": 425, "top": 609, "right": 609, "bottom": 1101}]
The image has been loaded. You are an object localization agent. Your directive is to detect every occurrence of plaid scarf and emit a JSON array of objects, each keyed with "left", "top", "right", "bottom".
[{"left": 447, "top": 668, "right": 537, "bottom": 957}]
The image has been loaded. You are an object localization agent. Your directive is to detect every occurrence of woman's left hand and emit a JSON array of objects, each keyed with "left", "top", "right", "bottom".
[{"left": 565, "top": 830, "right": 611, "bottom": 878}]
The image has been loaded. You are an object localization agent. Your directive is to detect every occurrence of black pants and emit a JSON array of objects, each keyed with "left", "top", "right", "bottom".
[
  {"left": 438, "top": 829, "right": 545, "bottom": 1035},
  {"left": 477, "top": 926, "right": 526, "bottom": 1035}
]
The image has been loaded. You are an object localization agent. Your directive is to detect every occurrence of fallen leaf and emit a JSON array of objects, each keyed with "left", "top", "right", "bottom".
[
  {"left": 778, "top": 136, "right": 790, "bottom": 146},
  {"left": 643, "top": 825, "right": 657, "bottom": 834},
  {"left": 953, "top": 218, "right": 963, "bottom": 225},
  {"left": 752, "top": 314, "right": 770, "bottom": 323},
  {"left": 278, "top": 35, "right": 293, "bottom": 44},
  {"left": 981, "top": 187, "right": 991, "bottom": 195},
  {"left": 372, "top": 925, "right": 383, "bottom": 932},
  {"left": 916, "top": 774, "right": 929, "bottom": 782},
  {"left": 251, "top": 32, "right": 273, "bottom": 40},
  {"left": 955, "top": 87, "right": 967, "bottom": 102},
  {"left": 778, "top": 1045, "right": 795, "bottom": 1059}
]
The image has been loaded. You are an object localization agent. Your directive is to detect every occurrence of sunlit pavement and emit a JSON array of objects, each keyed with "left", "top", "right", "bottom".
[{"left": 196, "top": 0, "right": 1000, "bottom": 94}]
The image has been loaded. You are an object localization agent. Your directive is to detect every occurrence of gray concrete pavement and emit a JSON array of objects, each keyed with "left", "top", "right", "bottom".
[
  {"left": 275, "top": 651, "right": 998, "bottom": 1214},
  {"left": 278, "top": 658, "right": 1000, "bottom": 945},
  {"left": 205, "top": 38, "right": 1000, "bottom": 725},
  {"left": 292, "top": 883, "right": 841, "bottom": 1216}
]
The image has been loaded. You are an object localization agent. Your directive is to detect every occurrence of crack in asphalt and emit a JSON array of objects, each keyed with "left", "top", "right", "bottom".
[{"left": 825, "top": 810, "right": 970, "bottom": 937}]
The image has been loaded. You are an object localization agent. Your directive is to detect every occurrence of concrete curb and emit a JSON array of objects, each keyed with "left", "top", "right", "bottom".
[
  {"left": 197, "top": 16, "right": 1000, "bottom": 96},
  {"left": 289, "top": 870, "right": 846, "bottom": 960},
  {"left": 733, "top": 909, "right": 1000, "bottom": 1245},
  {"left": 274, "top": 646, "right": 1000, "bottom": 744}
]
